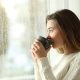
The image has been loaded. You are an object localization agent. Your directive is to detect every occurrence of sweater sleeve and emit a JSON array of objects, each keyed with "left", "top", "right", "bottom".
[
  {"left": 37, "top": 57, "right": 56, "bottom": 80},
  {"left": 33, "top": 60, "right": 42, "bottom": 80},
  {"left": 36, "top": 56, "right": 80, "bottom": 80},
  {"left": 63, "top": 57, "right": 80, "bottom": 80}
]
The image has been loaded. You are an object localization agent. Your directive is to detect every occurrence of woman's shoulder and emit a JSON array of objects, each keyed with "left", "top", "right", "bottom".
[
  {"left": 71, "top": 52, "right": 80, "bottom": 66},
  {"left": 74, "top": 52, "right": 80, "bottom": 60}
]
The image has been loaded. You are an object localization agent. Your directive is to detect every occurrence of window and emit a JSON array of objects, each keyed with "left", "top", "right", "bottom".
[
  {"left": 0, "top": 0, "right": 80, "bottom": 80},
  {"left": 0, "top": 0, "right": 49, "bottom": 79}
]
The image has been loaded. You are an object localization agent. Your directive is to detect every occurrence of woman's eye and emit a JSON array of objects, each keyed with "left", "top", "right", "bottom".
[
  {"left": 49, "top": 29, "right": 53, "bottom": 32},
  {"left": 47, "top": 29, "right": 53, "bottom": 33}
]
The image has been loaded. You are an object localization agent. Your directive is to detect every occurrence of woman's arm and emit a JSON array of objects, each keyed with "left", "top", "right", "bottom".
[
  {"left": 33, "top": 60, "right": 42, "bottom": 80},
  {"left": 31, "top": 40, "right": 53, "bottom": 80},
  {"left": 37, "top": 56, "right": 80, "bottom": 80},
  {"left": 37, "top": 57, "right": 56, "bottom": 80}
]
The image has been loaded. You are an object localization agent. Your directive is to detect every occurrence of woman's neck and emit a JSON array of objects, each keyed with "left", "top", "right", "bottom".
[{"left": 63, "top": 46, "right": 78, "bottom": 54}]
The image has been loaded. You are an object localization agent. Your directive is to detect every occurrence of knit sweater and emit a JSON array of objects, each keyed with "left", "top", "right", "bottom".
[{"left": 34, "top": 52, "right": 80, "bottom": 80}]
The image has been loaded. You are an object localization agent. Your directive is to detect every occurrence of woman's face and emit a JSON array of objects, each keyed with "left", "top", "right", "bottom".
[{"left": 47, "top": 20, "right": 65, "bottom": 48}]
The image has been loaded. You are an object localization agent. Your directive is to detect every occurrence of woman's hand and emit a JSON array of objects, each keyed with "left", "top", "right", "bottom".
[{"left": 31, "top": 40, "right": 50, "bottom": 60}]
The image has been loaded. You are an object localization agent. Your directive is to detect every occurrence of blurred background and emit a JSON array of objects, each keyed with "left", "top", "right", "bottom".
[{"left": 0, "top": 0, "right": 80, "bottom": 80}]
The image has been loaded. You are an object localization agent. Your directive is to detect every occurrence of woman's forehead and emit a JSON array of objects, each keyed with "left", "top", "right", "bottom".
[{"left": 47, "top": 20, "right": 59, "bottom": 28}]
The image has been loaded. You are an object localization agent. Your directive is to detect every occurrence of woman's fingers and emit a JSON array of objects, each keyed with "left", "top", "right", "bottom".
[{"left": 31, "top": 39, "right": 47, "bottom": 58}]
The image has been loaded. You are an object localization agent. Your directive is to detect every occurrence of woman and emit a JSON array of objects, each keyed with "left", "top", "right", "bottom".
[{"left": 31, "top": 9, "right": 80, "bottom": 80}]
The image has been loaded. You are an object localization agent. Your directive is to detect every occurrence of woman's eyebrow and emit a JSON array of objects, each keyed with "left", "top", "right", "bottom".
[
  {"left": 48, "top": 27, "right": 56, "bottom": 30},
  {"left": 48, "top": 27, "right": 53, "bottom": 29}
]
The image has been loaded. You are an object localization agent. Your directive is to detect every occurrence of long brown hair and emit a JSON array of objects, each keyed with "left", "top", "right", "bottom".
[{"left": 46, "top": 9, "right": 80, "bottom": 53}]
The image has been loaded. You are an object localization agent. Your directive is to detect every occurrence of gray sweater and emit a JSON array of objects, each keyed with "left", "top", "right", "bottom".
[{"left": 34, "top": 52, "right": 80, "bottom": 80}]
